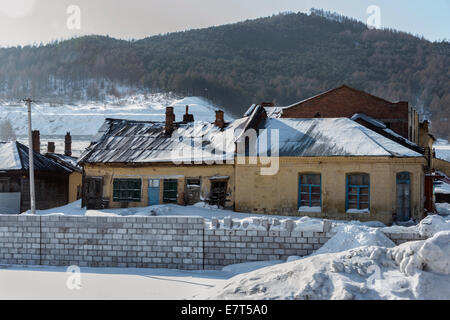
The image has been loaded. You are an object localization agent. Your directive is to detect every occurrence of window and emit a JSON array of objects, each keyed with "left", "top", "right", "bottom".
[
  {"left": 0, "top": 178, "right": 10, "bottom": 192},
  {"left": 346, "top": 174, "right": 370, "bottom": 212},
  {"left": 163, "top": 179, "right": 178, "bottom": 203},
  {"left": 113, "top": 179, "right": 142, "bottom": 202},
  {"left": 149, "top": 179, "right": 160, "bottom": 188},
  {"left": 298, "top": 174, "right": 321, "bottom": 209}
]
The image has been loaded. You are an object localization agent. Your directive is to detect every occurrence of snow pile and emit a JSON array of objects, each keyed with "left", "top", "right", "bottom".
[
  {"left": 313, "top": 224, "right": 395, "bottom": 256},
  {"left": 434, "top": 181, "right": 450, "bottom": 194},
  {"left": 200, "top": 232, "right": 450, "bottom": 300},
  {"left": 390, "top": 231, "right": 450, "bottom": 276},
  {"left": 436, "top": 203, "right": 450, "bottom": 216},
  {"left": 417, "top": 215, "right": 450, "bottom": 237},
  {"left": 381, "top": 214, "right": 450, "bottom": 237}
]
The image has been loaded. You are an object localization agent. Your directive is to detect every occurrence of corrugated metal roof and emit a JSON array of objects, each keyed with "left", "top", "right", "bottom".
[
  {"left": 16, "top": 142, "right": 73, "bottom": 172},
  {"left": 78, "top": 119, "right": 245, "bottom": 164},
  {"left": 79, "top": 117, "right": 423, "bottom": 165},
  {"left": 0, "top": 141, "right": 73, "bottom": 172}
]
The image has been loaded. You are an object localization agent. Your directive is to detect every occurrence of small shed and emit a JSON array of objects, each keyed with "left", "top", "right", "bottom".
[{"left": 0, "top": 141, "right": 74, "bottom": 214}]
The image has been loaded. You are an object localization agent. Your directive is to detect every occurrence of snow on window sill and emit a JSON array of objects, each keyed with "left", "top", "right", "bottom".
[
  {"left": 298, "top": 206, "right": 322, "bottom": 213},
  {"left": 346, "top": 209, "right": 370, "bottom": 214}
]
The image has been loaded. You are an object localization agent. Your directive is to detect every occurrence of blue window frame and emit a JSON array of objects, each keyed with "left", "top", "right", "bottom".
[
  {"left": 346, "top": 174, "right": 370, "bottom": 211},
  {"left": 298, "top": 174, "right": 322, "bottom": 208}
]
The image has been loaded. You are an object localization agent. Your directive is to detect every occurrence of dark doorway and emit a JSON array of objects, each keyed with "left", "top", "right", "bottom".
[
  {"left": 209, "top": 180, "right": 228, "bottom": 207},
  {"left": 185, "top": 178, "right": 201, "bottom": 205},
  {"left": 85, "top": 177, "right": 104, "bottom": 209},
  {"left": 396, "top": 172, "right": 411, "bottom": 222}
]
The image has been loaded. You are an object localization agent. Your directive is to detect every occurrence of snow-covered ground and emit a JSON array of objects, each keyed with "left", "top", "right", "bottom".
[
  {"left": 0, "top": 261, "right": 282, "bottom": 300},
  {"left": 4, "top": 196, "right": 450, "bottom": 300},
  {"left": 434, "top": 139, "right": 450, "bottom": 162},
  {"left": 198, "top": 231, "right": 450, "bottom": 300}
]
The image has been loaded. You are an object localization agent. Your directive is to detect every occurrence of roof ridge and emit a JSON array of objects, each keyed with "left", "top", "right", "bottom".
[
  {"left": 285, "top": 84, "right": 401, "bottom": 109},
  {"left": 15, "top": 141, "right": 25, "bottom": 170},
  {"left": 355, "top": 126, "right": 395, "bottom": 157}
]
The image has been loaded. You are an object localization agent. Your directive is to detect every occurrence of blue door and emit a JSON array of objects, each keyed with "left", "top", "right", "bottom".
[{"left": 148, "top": 179, "right": 160, "bottom": 206}]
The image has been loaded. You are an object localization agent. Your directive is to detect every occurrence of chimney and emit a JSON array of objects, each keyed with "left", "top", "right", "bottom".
[
  {"left": 32, "top": 130, "right": 40, "bottom": 154},
  {"left": 183, "top": 105, "right": 194, "bottom": 123},
  {"left": 214, "top": 110, "right": 225, "bottom": 129},
  {"left": 165, "top": 107, "right": 175, "bottom": 135},
  {"left": 47, "top": 142, "right": 55, "bottom": 153},
  {"left": 64, "top": 132, "right": 72, "bottom": 157}
]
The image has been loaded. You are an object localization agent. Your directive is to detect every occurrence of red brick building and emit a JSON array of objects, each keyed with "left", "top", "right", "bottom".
[{"left": 273, "top": 85, "right": 419, "bottom": 144}]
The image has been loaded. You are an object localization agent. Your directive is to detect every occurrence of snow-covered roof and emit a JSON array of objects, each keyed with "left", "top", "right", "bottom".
[
  {"left": 45, "top": 153, "right": 81, "bottom": 172},
  {"left": 0, "top": 141, "right": 73, "bottom": 172},
  {"left": 254, "top": 118, "right": 424, "bottom": 158},
  {"left": 80, "top": 116, "right": 423, "bottom": 164},
  {"left": 78, "top": 118, "right": 248, "bottom": 164},
  {"left": 0, "top": 142, "right": 22, "bottom": 170},
  {"left": 351, "top": 113, "right": 419, "bottom": 149}
]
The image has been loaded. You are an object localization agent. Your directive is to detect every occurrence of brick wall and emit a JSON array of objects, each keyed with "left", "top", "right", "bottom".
[
  {"left": 381, "top": 231, "right": 428, "bottom": 245},
  {"left": 0, "top": 215, "right": 428, "bottom": 270},
  {"left": 204, "top": 229, "right": 332, "bottom": 270},
  {"left": 0, "top": 215, "right": 204, "bottom": 270},
  {"left": 280, "top": 86, "right": 410, "bottom": 139}
]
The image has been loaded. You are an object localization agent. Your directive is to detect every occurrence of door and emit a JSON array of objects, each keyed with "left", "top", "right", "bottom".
[
  {"left": 85, "top": 177, "right": 103, "bottom": 209},
  {"left": 210, "top": 180, "right": 228, "bottom": 207},
  {"left": 148, "top": 179, "right": 160, "bottom": 206},
  {"left": 163, "top": 179, "right": 178, "bottom": 203},
  {"left": 185, "top": 178, "right": 201, "bottom": 205},
  {"left": 396, "top": 172, "right": 411, "bottom": 221}
]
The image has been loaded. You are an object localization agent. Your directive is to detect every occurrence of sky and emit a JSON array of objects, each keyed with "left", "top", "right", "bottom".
[{"left": 0, "top": 0, "right": 448, "bottom": 47}]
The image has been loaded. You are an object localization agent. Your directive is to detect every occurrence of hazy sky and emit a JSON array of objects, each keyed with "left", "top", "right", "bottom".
[{"left": 0, "top": 0, "right": 448, "bottom": 47}]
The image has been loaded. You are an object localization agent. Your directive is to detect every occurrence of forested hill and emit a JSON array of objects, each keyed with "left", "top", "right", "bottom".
[{"left": 0, "top": 10, "right": 449, "bottom": 138}]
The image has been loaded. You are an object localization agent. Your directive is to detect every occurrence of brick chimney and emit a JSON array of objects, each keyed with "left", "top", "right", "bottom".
[
  {"left": 183, "top": 105, "right": 194, "bottom": 123},
  {"left": 165, "top": 107, "right": 175, "bottom": 135},
  {"left": 214, "top": 110, "right": 225, "bottom": 129},
  {"left": 32, "top": 130, "right": 40, "bottom": 154},
  {"left": 64, "top": 132, "right": 72, "bottom": 157},
  {"left": 47, "top": 142, "right": 55, "bottom": 153}
]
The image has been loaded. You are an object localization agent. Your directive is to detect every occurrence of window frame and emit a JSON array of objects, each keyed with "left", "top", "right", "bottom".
[
  {"left": 163, "top": 179, "right": 178, "bottom": 203},
  {"left": 298, "top": 173, "right": 322, "bottom": 209},
  {"left": 112, "top": 178, "right": 142, "bottom": 202},
  {"left": 346, "top": 173, "right": 370, "bottom": 212}
]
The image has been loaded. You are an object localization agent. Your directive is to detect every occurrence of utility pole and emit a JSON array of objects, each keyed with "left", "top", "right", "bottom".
[{"left": 23, "top": 98, "right": 36, "bottom": 215}]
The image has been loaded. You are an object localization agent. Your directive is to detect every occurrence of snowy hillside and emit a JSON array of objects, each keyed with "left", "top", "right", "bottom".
[
  {"left": 0, "top": 94, "right": 231, "bottom": 136},
  {"left": 434, "top": 139, "right": 450, "bottom": 162}
]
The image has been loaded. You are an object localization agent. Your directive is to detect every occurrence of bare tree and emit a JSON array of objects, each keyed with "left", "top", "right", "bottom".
[{"left": 0, "top": 119, "right": 16, "bottom": 142}]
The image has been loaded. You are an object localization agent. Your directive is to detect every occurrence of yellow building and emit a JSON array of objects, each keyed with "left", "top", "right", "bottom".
[{"left": 79, "top": 106, "right": 426, "bottom": 225}]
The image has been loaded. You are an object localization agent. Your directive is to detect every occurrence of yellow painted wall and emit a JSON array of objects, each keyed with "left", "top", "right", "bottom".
[
  {"left": 83, "top": 164, "right": 235, "bottom": 209},
  {"left": 433, "top": 158, "right": 450, "bottom": 177},
  {"left": 235, "top": 157, "right": 425, "bottom": 225},
  {"left": 68, "top": 171, "right": 82, "bottom": 203}
]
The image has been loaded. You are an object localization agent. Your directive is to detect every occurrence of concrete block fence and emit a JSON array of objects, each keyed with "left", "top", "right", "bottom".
[
  {"left": 0, "top": 215, "right": 426, "bottom": 270},
  {"left": 381, "top": 231, "right": 428, "bottom": 245}
]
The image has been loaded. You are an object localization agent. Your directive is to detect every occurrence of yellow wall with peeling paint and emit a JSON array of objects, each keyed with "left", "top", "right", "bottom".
[
  {"left": 235, "top": 157, "right": 425, "bottom": 225},
  {"left": 68, "top": 172, "right": 82, "bottom": 203},
  {"left": 83, "top": 164, "right": 235, "bottom": 209},
  {"left": 82, "top": 156, "right": 425, "bottom": 225}
]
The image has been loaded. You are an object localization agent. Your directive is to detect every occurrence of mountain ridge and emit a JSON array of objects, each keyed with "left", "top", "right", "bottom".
[{"left": 0, "top": 10, "right": 448, "bottom": 138}]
